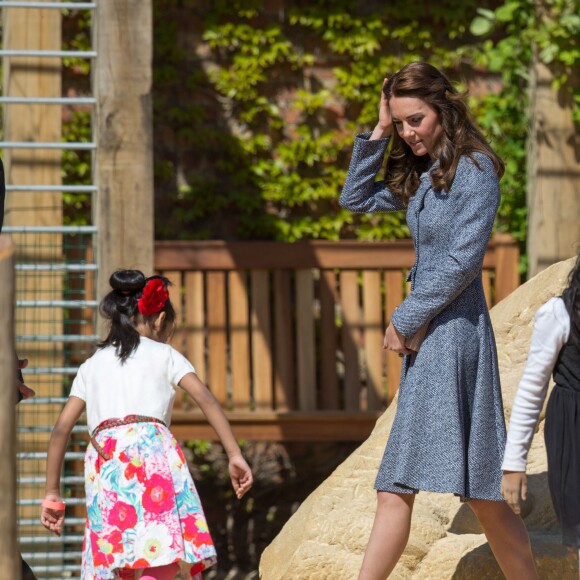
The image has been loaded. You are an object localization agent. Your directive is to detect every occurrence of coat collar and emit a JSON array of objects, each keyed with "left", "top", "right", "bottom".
[
  {"left": 413, "top": 173, "right": 432, "bottom": 214},
  {"left": 412, "top": 159, "right": 440, "bottom": 213}
]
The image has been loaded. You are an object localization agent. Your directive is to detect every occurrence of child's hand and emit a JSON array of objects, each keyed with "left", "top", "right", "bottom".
[
  {"left": 16, "top": 358, "right": 35, "bottom": 401},
  {"left": 40, "top": 496, "right": 66, "bottom": 536},
  {"left": 229, "top": 455, "right": 253, "bottom": 500},
  {"left": 501, "top": 471, "right": 527, "bottom": 515}
]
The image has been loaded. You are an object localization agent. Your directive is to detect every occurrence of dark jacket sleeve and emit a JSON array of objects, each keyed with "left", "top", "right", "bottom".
[
  {"left": 339, "top": 132, "right": 406, "bottom": 213},
  {"left": 390, "top": 154, "right": 500, "bottom": 338}
]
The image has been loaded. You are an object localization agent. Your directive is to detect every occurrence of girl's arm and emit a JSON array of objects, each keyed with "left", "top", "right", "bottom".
[
  {"left": 501, "top": 298, "right": 569, "bottom": 513},
  {"left": 179, "top": 373, "right": 253, "bottom": 499},
  {"left": 41, "top": 396, "right": 85, "bottom": 535}
]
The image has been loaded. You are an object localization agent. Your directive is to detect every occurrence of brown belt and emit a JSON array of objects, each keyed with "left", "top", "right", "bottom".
[{"left": 90, "top": 414, "right": 166, "bottom": 461}]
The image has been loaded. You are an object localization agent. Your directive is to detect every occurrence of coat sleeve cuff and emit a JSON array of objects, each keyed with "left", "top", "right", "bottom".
[{"left": 390, "top": 306, "right": 422, "bottom": 339}]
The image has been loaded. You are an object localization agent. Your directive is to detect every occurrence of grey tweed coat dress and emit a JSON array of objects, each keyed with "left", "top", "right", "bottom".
[{"left": 340, "top": 133, "right": 505, "bottom": 501}]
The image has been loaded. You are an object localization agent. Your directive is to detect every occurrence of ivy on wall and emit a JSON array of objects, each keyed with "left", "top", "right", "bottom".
[
  {"left": 60, "top": 1, "right": 578, "bottom": 261},
  {"left": 62, "top": 9, "right": 93, "bottom": 225},
  {"left": 472, "top": 0, "right": 580, "bottom": 120},
  {"left": 469, "top": 0, "right": 580, "bottom": 270},
  {"left": 152, "top": 0, "right": 529, "bottom": 244}
]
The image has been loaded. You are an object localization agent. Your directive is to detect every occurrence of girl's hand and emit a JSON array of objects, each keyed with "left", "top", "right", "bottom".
[
  {"left": 501, "top": 471, "right": 527, "bottom": 515},
  {"left": 228, "top": 455, "right": 253, "bottom": 500},
  {"left": 371, "top": 78, "right": 393, "bottom": 140},
  {"left": 40, "top": 495, "right": 65, "bottom": 536},
  {"left": 383, "top": 323, "right": 412, "bottom": 356}
]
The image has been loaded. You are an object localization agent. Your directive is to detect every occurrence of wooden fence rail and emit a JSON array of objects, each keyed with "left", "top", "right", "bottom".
[{"left": 155, "top": 234, "right": 519, "bottom": 441}]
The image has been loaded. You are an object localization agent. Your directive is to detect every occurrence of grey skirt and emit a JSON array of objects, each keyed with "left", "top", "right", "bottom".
[{"left": 374, "top": 286, "right": 506, "bottom": 502}]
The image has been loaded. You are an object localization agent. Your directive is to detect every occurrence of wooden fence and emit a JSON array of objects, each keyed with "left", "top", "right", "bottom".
[{"left": 156, "top": 234, "right": 519, "bottom": 441}]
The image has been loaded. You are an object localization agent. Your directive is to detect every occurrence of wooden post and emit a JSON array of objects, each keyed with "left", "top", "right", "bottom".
[
  {"left": 2, "top": 4, "right": 62, "bottom": 224},
  {"left": 493, "top": 233, "right": 520, "bottom": 302},
  {"left": 94, "top": 0, "right": 154, "bottom": 314},
  {"left": 295, "top": 270, "right": 316, "bottom": 411},
  {"left": 527, "top": 60, "right": 580, "bottom": 277},
  {"left": 2, "top": 1, "right": 63, "bottom": 540},
  {"left": 0, "top": 237, "right": 19, "bottom": 580}
]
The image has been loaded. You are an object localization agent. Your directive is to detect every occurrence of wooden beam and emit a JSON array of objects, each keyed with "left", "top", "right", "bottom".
[
  {"left": 170, "top": 411, "right": 381, "bottom": 442},
  {"left": 155, "top": 240, "right": 417, "bottom": 270},
  {"left": 94, "top": 0, "right": 154, "bottom": 311},
  {"left": 527, "top": 60, "right": 580, "bottom": 276},
  {"left": 0, "top": 237, "right": 18, "bottom": 580},
  {"left": 2, "top": 3, "right": 63, "bottom": 538},
  {"left": 2, "top": 4, "right": 62, "bottom": 226},
  {"left": 154, "top": 237, "right": 514, "bottom": 271}
]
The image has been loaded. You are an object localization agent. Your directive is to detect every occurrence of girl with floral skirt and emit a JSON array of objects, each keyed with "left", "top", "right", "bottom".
[{"left": 40, "top": 270, "right": 253, "bottom": 580}]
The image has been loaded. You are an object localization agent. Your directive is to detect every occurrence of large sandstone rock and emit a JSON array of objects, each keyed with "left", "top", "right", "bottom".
[{"left": 260, "top": 258, "right": 579, "bottom": 579}]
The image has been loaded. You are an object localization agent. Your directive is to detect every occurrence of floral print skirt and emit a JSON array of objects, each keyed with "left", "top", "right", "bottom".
[{"left": 82, "top": 419, "right": 217, "bottom": 579}]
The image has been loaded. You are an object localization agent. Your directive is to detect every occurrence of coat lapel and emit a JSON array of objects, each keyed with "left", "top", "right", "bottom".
[{"left": 414, "top": 176, "right": 431, "bottom": 215}]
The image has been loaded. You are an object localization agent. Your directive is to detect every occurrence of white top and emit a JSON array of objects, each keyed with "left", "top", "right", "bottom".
[
  {"left": 70, "top": 337, "right": 196, "bottom": 433},
  {"left": 501, "top": 297, "right": 571, "bottom": 472}
]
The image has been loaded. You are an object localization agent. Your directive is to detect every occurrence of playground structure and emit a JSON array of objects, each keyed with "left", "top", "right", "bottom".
[
  {"left": 0, "top": 2, "right": 527, "bottom": 579},
  {"left": 1, "top": 2, "right": 151, "bottom": 577}
]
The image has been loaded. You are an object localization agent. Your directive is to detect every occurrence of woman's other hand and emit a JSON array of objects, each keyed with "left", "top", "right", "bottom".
[
  {"left": 371, "top": 78, "right": 393, "bottom": 140},
  {"left": 501, "top": 471, "right": 527, "bottom": 515},
  {"left": 228, "top": 455, "right": 253, "bottom": 500},
  {"left": 383, "top": 323, "right": 412, "bottom": 356}
]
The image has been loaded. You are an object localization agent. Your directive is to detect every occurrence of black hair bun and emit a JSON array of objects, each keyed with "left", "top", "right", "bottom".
[{"left": 109, "top": 270, "right": 146, "bottom": 293}]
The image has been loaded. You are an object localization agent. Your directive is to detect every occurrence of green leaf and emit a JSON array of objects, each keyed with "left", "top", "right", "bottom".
[
  {"left": 476, "top": 8, "right": 496, "bottom": 20},
  {"left": 470, "top": 16, "right": 494, "bottom": 36},
  {"left": 495, "top": 3, "right": 520, "bottom": 23}
]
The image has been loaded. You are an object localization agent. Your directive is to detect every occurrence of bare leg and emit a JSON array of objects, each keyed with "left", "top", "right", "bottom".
[
  {"left": 358, "top": 491, "right": 415, "bottom": 580},
  {"left": 469, "top": 499, "right": 538, "bottom": 580},
  {"left": 139, "top": 563, "right": 184, "bottom": 580}
]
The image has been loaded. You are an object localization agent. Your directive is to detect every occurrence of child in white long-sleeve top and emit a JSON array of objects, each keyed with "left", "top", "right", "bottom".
[{"left": 502, "top": 253, "right": 580, "bottom": 562}]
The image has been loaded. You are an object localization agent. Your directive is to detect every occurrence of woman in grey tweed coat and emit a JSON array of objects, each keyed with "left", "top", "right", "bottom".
[{"left": 340, "top": 62, "right": 538, "bottom": 579}]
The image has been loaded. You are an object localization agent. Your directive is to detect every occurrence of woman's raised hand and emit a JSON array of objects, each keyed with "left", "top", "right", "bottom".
[{"left": 371, "top": 78, "right": 393, "bottom": 140}]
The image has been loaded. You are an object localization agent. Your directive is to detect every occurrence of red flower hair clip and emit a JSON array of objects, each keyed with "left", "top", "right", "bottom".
[{"left": 137, "top": 278, "right": 169, "bottom": 316}]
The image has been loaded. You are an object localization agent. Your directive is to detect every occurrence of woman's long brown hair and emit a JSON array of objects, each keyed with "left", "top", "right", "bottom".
[{"left": 383, "top": 62, "right": 504, "bottom": 205}]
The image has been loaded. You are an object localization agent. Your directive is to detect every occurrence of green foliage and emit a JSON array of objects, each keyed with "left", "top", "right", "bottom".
[
  {"left": 471, "top": 0, "right": 580, "bottom": 120},
  {"left": 62, "top": 111, "right": 92, "bottom": 225},
  {"left": 60, "top": 1, "right": 579, "bottom": 255},
  {"left": 62, "top": 8, "right": 92, "bottom": 74},
  {"left": 154, "top": 0, "right": 564, "bottom": 250},
  {"left": 61, "top": 9, "right": 93, "bottom": 225},
  {"left": 469, "top": 0, "right": 579, "bottom": 270},
  {"left": 157, "top": 0, "right": 527, "bottom": 241}
]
